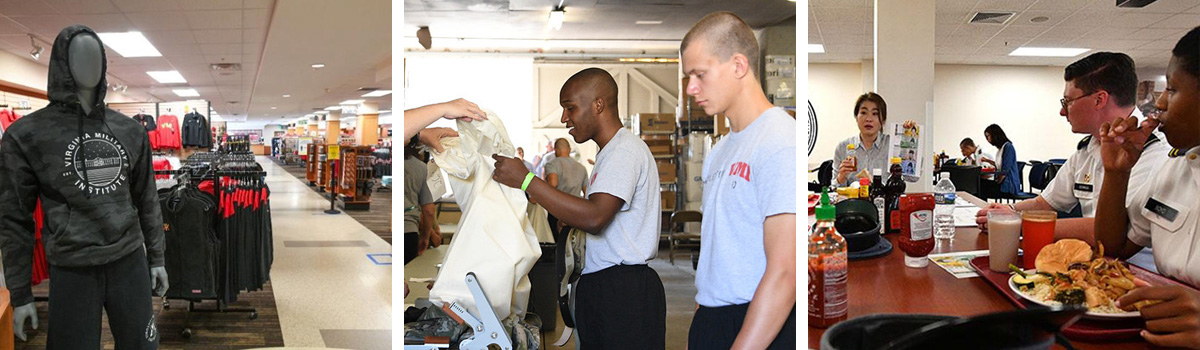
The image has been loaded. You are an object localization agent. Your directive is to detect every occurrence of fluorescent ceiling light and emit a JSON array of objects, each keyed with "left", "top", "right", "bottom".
[
  {"left": 636, "top": 20, "right": 662, "bottom": 25},
  {"left": 361, "top": 90, "right": 392, "bottom": 97},
  {"left": 96, "top": 32, "right": 161, "bottom": 57},
  {"left": 340, "top": 99, "right": 365, "bottom": 105},
  {"left": 549, "top": 8, "right": 565, "bottom": 30},
  {"left": 271, "top": 106, "right": 277, "bottom": 109},
  {"left": 808, "top": 44, "right": 825, "bottom": 53},
  {"left": 325, "top": 106, "right": 343, "bottom": 111},
  {"left": 311, "top": 63, "right": 325, "bottom": 68},
  {"left": 283, "top": 94, "right": 291, "bottom": 98},
  {"left": 172, "top": 88, "right": 199, "bottom": 97},
  {"left": 1009, "top": 47, "right": 1090, "bottom": 57},
  {"left": 146, "top": 71, "right": 186, "bottom": 84}
]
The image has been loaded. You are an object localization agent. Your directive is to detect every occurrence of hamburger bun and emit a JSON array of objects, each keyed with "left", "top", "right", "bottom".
[{"left": 1035, "top": 239, "right": 1093, "bottom": 274}]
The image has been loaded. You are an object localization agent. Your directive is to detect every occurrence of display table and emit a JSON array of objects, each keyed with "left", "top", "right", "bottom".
[{"left": 808, "top": 192, "right": 1154, "bottom": 350}]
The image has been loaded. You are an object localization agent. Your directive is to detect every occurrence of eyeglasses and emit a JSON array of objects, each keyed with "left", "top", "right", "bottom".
[{"left": 1060, "top": 91, "right": 1100, "bottom": 110}]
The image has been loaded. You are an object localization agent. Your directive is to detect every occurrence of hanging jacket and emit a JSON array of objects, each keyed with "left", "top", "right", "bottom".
[
  {"left": 0, "top": 25, "right": 165, "bottom": 307},
  {"left": 182, "top": 112, "right": 211, "bottom": 148},
  {"left": 161, "top": 186, "right": 219, "bottom": 300},
  {"left": 133, "top": 113, "right": 156, "bottom": 131}
]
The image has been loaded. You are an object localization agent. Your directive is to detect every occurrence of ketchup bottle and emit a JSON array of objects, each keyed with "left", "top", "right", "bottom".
[
  {"left": 898, "top": 193, "right": 935, "bottom": 268},
  {"left": 809, "top": 187, "right": 848, "bottom": 328}
]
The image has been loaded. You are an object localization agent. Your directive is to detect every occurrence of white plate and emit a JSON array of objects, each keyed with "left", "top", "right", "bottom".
[{"left": 1008, "top": 270, "right": 1141, "bottom": 320}]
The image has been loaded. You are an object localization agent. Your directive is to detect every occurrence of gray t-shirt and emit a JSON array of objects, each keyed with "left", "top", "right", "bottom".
[
  {"left": 404, "top": 156, "right": 434, "bottom": 233},
  {"left": 583, "top": 128, "right": 661, "bottom": 274},
  {"left": 833, "top": 133, "right": 891, "bottom": 186},
  {"left": 545, "top": 156, "right": 588, "bottom": 198},
  {"left": 696, "top": 108, "right": 797, "bottom": 307}
]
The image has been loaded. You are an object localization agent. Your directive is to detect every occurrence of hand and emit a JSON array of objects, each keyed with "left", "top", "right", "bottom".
[
  {"left": 150, "top": 266, "right": 169, "bottom": 296},
  {"left": 1099, "top": 115, "right": 1159, "bottom": 174},
  {"left": 437, "top": 98, "right": 486, "bottom": 122},
  {"left": 903, "top": 120, "right": 917, "bottom": 129},
  {"left": 587, "top": 159, "right": 595, "bottom": 165},
  {"left": 975, "top": 203, "right": 1012, "bottom": 232},
  {"left": 13, "top": 303, "right": 36, "bottom": 341},
  {"left": 1117, "top": 285, "right": 1200, "bottom": 348},
  {"left": 417, "top": 228, "right": 430, "bottom": 255},
  {"left": 404, "top": 282, "right": 410, "bottom": 298},
  {"left": 491, "top": 154, "right": 532, "bottom": 189},
  {"left": 429, "top": 225, "right": 442, "bottom": 248},
  {"left": 837, "top": 157, "right": 856, "bottom": 183},
  {"left": 418, "top": 127, "right": 458, "bottom": 153}
]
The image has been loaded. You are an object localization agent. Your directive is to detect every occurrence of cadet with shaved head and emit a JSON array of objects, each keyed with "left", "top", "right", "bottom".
[
  {"left": 492, "top": 68, "right": 666, "bottom": 349},
  {"left": 682, "top": 11, "right": 797, "bottom": 349}
]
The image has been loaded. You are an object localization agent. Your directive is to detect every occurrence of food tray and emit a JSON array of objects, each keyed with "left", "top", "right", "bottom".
[{"left": 969, "top": 256, "right": 1198, "bottom": 341}]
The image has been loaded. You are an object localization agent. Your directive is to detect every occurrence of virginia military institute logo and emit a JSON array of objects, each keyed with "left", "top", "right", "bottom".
[{"left": 61, "top": 132, "right": 130, "bottom": 195}]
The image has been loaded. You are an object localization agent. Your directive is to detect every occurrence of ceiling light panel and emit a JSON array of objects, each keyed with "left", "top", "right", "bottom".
[
  {"left": 97, "top": 32, "right": 162, "bottom": 57},
  {"left": 1009, "top": 47, "right": 1090, "bottom": 57},
  {"left": 361, "top": 90, "right": 392, "bottom": 97},
  {"left": 173, "top": 89, "right": 199, "bottom": 97},
  {"left": 147, "top": 71, "right": 187, "bottom": 84}
]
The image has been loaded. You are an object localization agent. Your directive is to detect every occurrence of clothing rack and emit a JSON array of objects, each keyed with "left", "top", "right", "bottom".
[{"left": 153, "top": 152, "right": 271, "bottom": 339}]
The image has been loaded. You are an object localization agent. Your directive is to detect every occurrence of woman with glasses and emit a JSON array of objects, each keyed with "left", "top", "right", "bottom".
[
  {"left": 981, "top": 124, "right": 1020, "bottom": 198},
  {"left": 1093, "top": 26, "right": 1200, "bottom": 349}
]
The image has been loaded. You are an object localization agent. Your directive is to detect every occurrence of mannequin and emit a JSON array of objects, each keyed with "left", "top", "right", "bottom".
[{"left": 0, "top": 25, "right": 167, "bottom": 349}]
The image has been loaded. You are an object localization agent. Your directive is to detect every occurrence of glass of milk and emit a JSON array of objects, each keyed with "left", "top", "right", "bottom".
[{"left": 987, "top": 210, "right": 1022, "bottom": 272}]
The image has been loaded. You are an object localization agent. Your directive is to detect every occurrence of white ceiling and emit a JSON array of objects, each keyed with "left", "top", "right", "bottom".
[
  {"left": 403, "top": 0, "right": 797, "bottom": 54},
  {"left": 0, "top": 0, "right": 391, "bottom": 123},
  {"left": 810, "top": 0, "right": 1200, "bottom": 70}
]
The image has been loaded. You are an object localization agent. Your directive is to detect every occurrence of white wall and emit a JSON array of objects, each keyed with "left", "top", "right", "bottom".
[
  {"left": 933, "top": 64, "right": 1077, "bottom": 162},
  {"left": 403, "top": 54, "right": 535, "bottom": 156},
  {"left": 809, "top": 62, "right": 1084, "bottom": 173}
]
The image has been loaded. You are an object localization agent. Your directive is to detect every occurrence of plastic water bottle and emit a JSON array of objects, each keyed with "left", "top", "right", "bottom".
[{"left": 934, "top": 171, "right": 956, "bottom": 239}]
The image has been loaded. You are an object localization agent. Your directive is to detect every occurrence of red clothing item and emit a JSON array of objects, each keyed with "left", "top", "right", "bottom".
[
  {"left": 156, "top": 114, "right": 182, "bottom": 149},
  {"left": 32, "top": 200, "right": 49, "bottom": 286},
  {"left": 1, "top": 109, "right": 22, "bottom": 130},
  {"left": 153, "top": 158, "right": 173, "bottom": 180}
]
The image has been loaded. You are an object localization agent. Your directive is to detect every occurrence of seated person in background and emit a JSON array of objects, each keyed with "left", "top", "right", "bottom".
[
  {"left": 957, "top": 137, "right": 994, "bottom": 167},
  {"left": 976, "top": 52, "right": 1170, "bottom": 248},
  {"left": 981, "top": 124, "right": 1021, "bottom": 198},
  {"left": 833, "top": 92, "right": 916, "bottom": 186},
  {"left": 1092, "top": 27, "right": 1200, "bottom": 349}
]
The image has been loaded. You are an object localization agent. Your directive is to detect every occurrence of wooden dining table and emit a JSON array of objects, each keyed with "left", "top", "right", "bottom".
[{"left": 807, "top": 192, "right": 1155, "bottom": 350}]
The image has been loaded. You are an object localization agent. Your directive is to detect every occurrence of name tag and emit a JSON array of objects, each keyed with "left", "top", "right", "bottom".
[
  {"left": 1145, "top": 198, "right": 1179, "bottom": 222},
  {"left": 1074, "top": 183, "right": 1094, "bottom": 192}
]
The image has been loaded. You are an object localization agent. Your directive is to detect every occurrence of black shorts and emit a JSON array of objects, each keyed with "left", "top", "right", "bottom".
[
  {"left": 688, "top": 303, "right": 796, "bottom": 350},
  {"left": 404, "top": 232, "right": 418, "bottom": 265},
  {"left": 575, "top": 264, "right": 666, "bottom": 350}
]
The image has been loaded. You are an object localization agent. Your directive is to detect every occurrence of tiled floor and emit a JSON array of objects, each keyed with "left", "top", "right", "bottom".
[{"left": 257, "top": 156, "right": 393, "bottom": 347}]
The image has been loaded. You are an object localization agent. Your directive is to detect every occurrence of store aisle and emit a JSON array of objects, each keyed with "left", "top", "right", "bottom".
[{"left": 259, "top": 156, "right": 393, "bottom": 348}]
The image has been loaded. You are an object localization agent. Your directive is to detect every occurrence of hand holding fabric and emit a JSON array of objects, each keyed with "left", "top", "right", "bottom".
[
  {"left": 491, "top": 154, "right": 531, "bottom": 189},
  {"left": 418, "top": 127, "right": 459, "bottom": 153}
]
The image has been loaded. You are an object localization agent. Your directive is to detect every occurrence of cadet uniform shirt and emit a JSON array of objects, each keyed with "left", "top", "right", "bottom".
[
  {"left": 695, "top": 107, "right": 796, "bottom": 307},
  {"left": 1126, "top": 146, "right": 1200, "bottom": 288},
  {"left": 583, "top": 128, "right": 660, "bottom": 274},
  {"left": 1042, "top": 109, "right": 1169, "bottom": 218}
]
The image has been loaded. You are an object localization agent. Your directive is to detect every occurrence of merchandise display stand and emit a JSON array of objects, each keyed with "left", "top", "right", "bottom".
[
  {"left": 155, "top": 151, "right": 271, "bottom": 340},
  {"left": 306, "top": 141, "right": 323, "bottom": 187},
  {"left": 336, "top": 146, "right": 374, "bottom": 211}
]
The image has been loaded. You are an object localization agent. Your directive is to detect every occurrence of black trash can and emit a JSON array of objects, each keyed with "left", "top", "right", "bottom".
[{"left": 527, "top": 243, "right": 558, "bottom": 332}]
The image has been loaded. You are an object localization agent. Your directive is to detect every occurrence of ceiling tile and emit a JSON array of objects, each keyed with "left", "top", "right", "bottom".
[
  {"left": 70, "top": 13, "right": 136, "bottom": 32},
  {"left": 194, "top": 29, "right": 242, "bottom": 44},
  {"left": 1139, "top": 0, "right": 1200, "bottom": 14},
  {"left": 242, "top": 27, "right": 266, "bottom": 43},
  {"left": 164, "top": 55, "right": 207, "bottom": 65},
  {"left": 1128, "top": 27, "right": 1187, "bottom": 41},
  {"left": 955, "top": 23, "right": 1005, "bottom": 37},
  {"left": 245, "top": 0, "right": 273, "bottom": 9},
  {"left": 6, "top": 15, "right": 76, "bottom": 37},
  {"left": 125, "top": 12, "right": 190, "bottom": 31},
  {"left": 1135, "top": 39, "right": 1178, "bottom": 50},
  {"left": 822, "top": 34, "right": 869, "bottom": 45},
  {"left": 1010, "top": 11, "right": 1071, "bottom": 27},
  {"left": 243, "top": 9, "right": 271, "bottom": 28},
  {"left": 1034, "top": 26, "right": 1094, "bottom": 40},
  {"left": 185, "top": 10, "right": 243, "bottom": 30},
  {"left": 936, "top": 45, "right": 978, "bottom": 55},
  {"left": 1056, "top": 11, "right": 1118, "bottom": 28},
  {"left": 814, "top": 7, "right": 870, "bottom": 22},
  {"left": 1027, "top": 0, "right": 1094, "bottom": 11},
  {"left": 0, "top": 17, "right": 26, "bottom": 35},
  {"left": 997, "top": 25, "right": 1048, "bottom": 38},
  {"left": 1111, "top": 12, "right": 1173, "bottom": 28},
  {"left": 936, "top": 11, "right": 973, "bottom": 25},
  {"left": 973, "top": 46, "right": 1019, "bottom": 56},
  {"left": 1187, "top": 4, "right": 1200, "bottom": 14},
  {"left": 0, "top": 0, "right": 60, "bottom": 16},
  {"left": 974, "top": 0, "right": 1040, "bottom": 12},
  {"left": 204, "top": 54, "right": 242, "bottom": 64},
  {"left": 1024, "top": 36, "right": 1078, "bottom": 47},
  {"left": 155, "top": 43, "right": 201, "bottom": 57},
  {"left": 199, "top": 43, "right": 241, "bottom": 55},
  {"left": 939, "top": 33, "right": 991, "bottom": 47},
  {"left": 142, "top": 30, "right": 195, "bottom": 45},
  {"left": 110, "top": 0, "right": 181, "bottom": 13},
  {"left": 43, "top": 0, "right": 119, "bottom": 15},
  {"left": 178, "top": 0, "right": 242, "bottom": 11},
  {"left": 1072, "top": 38, "right": 1152, "bottom": 51},
  {"left": 1146, "top": 14, "right": 1200, "bottom": 29},
  {"left": 816, "top": 21, "right": 868, "bottom": 37},
  {"left": 935, "top": 0, "right": 980, "bottom": 11}
]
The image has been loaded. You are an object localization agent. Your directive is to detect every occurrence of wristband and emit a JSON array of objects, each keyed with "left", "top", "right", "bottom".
[{"left": 521, "top": 172, "right": 535, "bottom": 192}]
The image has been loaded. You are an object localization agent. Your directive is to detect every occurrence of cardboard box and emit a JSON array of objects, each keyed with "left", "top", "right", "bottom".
[
  {"left": 661, "top": 191, "right": 677, "bottom": 211},
  {"left": 715, "top": 114, "right": 729, "bottom": 135},
  {"left": 648, "top": 145, "right": 673, "bottom": 155},
  {"left": 657, "top": 161, "right": 677, "bottom": 183},
  {"left": 643, "top": 137, "right": 674, "bottom": 155},
  {"left": 632, "top": 113, "right": 676, "bottom": 134}
]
